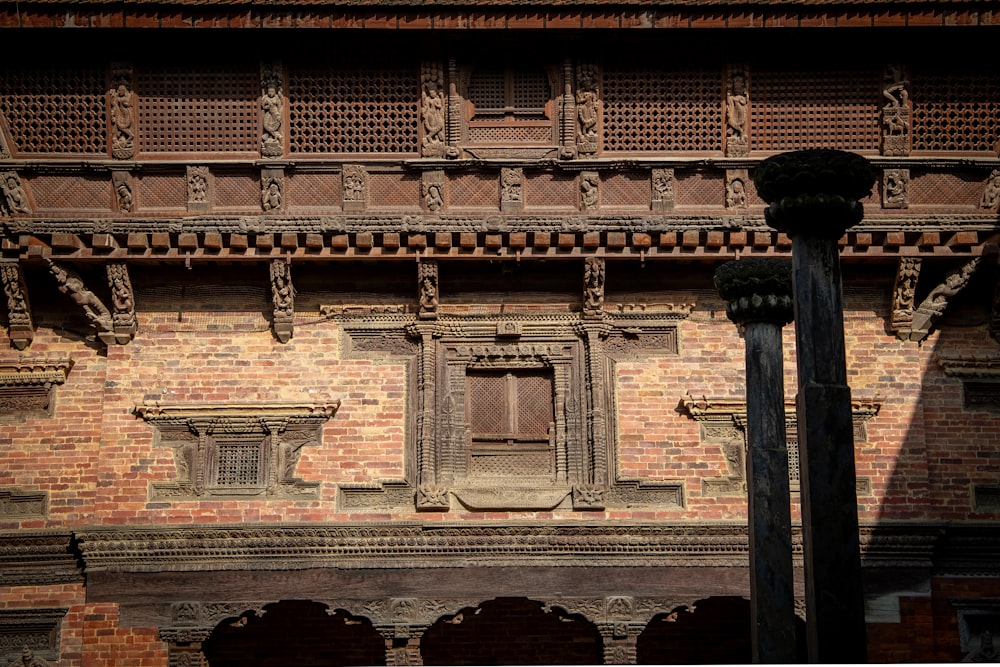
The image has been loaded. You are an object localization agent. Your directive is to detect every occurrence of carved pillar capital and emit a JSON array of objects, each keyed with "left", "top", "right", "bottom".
[
  {"left": 597, "top": 622, "right": 642, "bottom": 664},
  {"left": 713, "top": 258, "right": 793, "bottom": 327}
]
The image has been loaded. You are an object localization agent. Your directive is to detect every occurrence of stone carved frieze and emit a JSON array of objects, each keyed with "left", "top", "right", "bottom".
[
  {"left": 186, "top": 166, "right": 211, "bottom": 213},
  {"left": 890, "top": 257, "right": 921, "bottom": 336},
  {"left": 421, "top": 62, "right": 447, "bottom": 158},
  {"left": 575, "top": 63, "right": 600, "bottom": 157},
  {"left": 260, "top": 63, "right": 284, "bottom": 158},
  {"left": 651, "top": 168, "right": 675, "bottom": 211},
  {"left": 725, "top": 66, "right": 749, "bottom": 158},
  {"left": 47, "top": 260, "right": 115, "bottom": 345},
  {"left": 106, "top": 262, "right": 137, "bottom": 344},
  {"left": 109, "top": 64, "right": 135, "bottom": 160},
  {"left": 883, "top": 168, "right": 909, "bottom": 209},
  {"left": 0, "top": 172, "right": 32, "bottom": 216},
  {"left": 343, "top": 164, "right": 368, "bottom": 212},
  {"left": 135, "top": 401, "right": 340, "bottom": 500},
  {"left": 908, "top": 256, "right": 981, "bottom": 342},
  {"left": 882, "top": 65, "right": 911, "bottom": 157},
  {"left": 269, "top": 259, "right": 294, "bottom": 343},
  {"left": 0, "top": 261, "right": 33, "bottom": 350}
]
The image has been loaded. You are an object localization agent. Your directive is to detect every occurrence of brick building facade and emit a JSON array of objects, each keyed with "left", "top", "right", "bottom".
[{"left": 0, "top": 1, "right": 999, "bottom": 663}]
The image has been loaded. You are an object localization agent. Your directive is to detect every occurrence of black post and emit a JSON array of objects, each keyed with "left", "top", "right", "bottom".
[
  {"left": 715, "top": 258, "right": 798, "bottom": 663},
  {"left": 753, "top": 149, "right": 877, "bottom": 663}
]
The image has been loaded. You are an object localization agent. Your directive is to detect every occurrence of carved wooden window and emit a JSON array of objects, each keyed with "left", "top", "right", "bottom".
[
  {"left": 208, "top": 436, "right": 268, "bottom": 492},
  {"left": 135, "top": 66, "right": 259, "bottom": 154},
  {"left": 466, "top": 370, "right": 555, "bottom": 480},
  {"left": 287, "top": 67, "right": 420, "bottom": 154},
  {"left": 466, "top": 65, "right": 554, "bottom": 145},
  {"left": 0, "top": 66, "right": 106, "bottom": 155},
  {"left": 912, "top": 69, "right": 1000, "bottom": 153}
]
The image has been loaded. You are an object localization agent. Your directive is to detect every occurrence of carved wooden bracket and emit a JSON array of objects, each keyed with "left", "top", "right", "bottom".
[
  {"left": 0, "top": 261, "right": 33, "bottom": 350},
  {"left": 106, "top": 262, "right": 136, "bottom": 344},
  {"left": 269, "top": 258, "right": 294, "bottom": 343},
  {"left": 46, "top": 260, "right": 115, "bottom": 345},
  {"left": 135, "top": 401, "right": 340, "bottom": 500},
  {"left": 906, "top": 256, "right": 981, "bottom": 342}
]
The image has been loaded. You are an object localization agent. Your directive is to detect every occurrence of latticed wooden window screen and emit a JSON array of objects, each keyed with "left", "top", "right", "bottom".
[
  {"left": 601, "top": 67, "right": 722, "bottom": 152},
  {"left": 467, "top": 66, "right": 553, "bottom": 144},
  {"left": 0, "top": 66, "right": 106, "bottom": 154},
  {"left": 287, "top": 68, "right": 420, "bottom": 154},
  {"left": 210, "top": 438, "right": 266, "bottom": 489},
  {"left": 466, "top": 370, "right": 555, "bottom": 478},
  {"left": 136, "top": 66, "right": 258, "bottom": 153},
  {"left": 912, "top": 70, "right": 1000, "bottom": 153},
  {"left": 749, "top": 70, "right": 880, "bottom": 152}
]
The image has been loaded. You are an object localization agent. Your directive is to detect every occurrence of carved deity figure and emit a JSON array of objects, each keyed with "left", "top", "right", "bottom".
[
  {"left": 188, "top": 169, "right": 208, "bottom": 203},
  {"left": 261, "top": 177, "right": 282, "bottom": 211},
  {"left": 982, "top": 169, "right": 1000, "bottom": 210},
  {"left": 418, "top": 262, "right": 438, "bottom": 318},
  {"left": 583, "top": 256, "right": 605, "bottom": 316},
  {"left": 111, "top": 81, "right": 135, "bottom": 157},
  {"left": 919, "top": 258, "right": 980, "bottom": 316},
  {"left": 882, "top": 65, "right": 911, "bottom": 156},
  {"left": 581, "top": 172, "right": 599, "bottom": 210},
  {"left": 576, "top": 68, "right": 599, "bottom": 149},
  {"left": 1, "top": 263, "right": 30, "bottom": 326},
  {"left": 6, "top": 648, "right": 53, "bottom": 667},
  {"left": 423, "top": 181, "right": 444, "bottom": 212},
  {"left": 726, "top": 73, "right": 748, "bottom": 140},
  {"left": 116, "top": 181, "right": 133, "bottom": 213},
  {"left": 48, "top": 260, "right": 113, "bottom": 331},
  {"left": 652, "top": 168, "right": 674, "bottom": 203},
  {"left": 501, "top": 167, "right": 522, "bottom": 203},
  {"left": 1, "top": 172, "right": 31, "bottom": 214},
  {"left": 884, "top": 169, "right": 909, "bottom": 208},
  {"left": 421, "top": 66, "right": 446, "bottom": 157},
  {"left": 261, "top": 67, "right": 283, "bottom": 156},
  {"left": 343, "top": 166, "right": 367, "bottom": 202},
  {"left": 726, "top": 177, "right": 747, "bottom": 209},
  {"left": 270, "top": 260, "right": 294, "bottom": 317}
]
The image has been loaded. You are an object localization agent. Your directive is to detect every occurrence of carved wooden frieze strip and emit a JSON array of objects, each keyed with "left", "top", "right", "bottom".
[
  {"left": 0, "top": 531, "right": 82, "bottom": 586},
  {"left": 0, "top": 488, "right": 46, "bottom": 519},
  {"left": 135, "top": 401, "right": 340, "bottom": 500}
]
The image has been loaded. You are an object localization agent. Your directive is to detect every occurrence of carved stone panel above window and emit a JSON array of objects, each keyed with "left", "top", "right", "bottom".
[{"left": 135, "top": 401, "right": 340, "bottom": 500}]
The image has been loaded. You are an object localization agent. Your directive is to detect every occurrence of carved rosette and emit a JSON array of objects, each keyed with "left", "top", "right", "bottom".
[
  {"left": 420, "top": 62, "right": 447, "bottom": 158},
  {"left": 270, "top": 259, "right": 294, "bottom": 343},
  {"left": 260, "top": 63, "right": 284, "bottom": 158},
  {"left": 725, "top": 65, "right": 749, "bottom": 158},
  {"left": 0, "top": 261, "right": 33, "bottom": 349},
  {"left": 106, "top": 262, "right": 137, "bottom": 344},
  {"left": 881, "top": 65, "right": 911, "bottom": 157},
  {"left": 109, "top": 63, "right": 135, "bottom": 159},
  {"left": 753, "top": 149, "right": 877, "bottom": 239}
]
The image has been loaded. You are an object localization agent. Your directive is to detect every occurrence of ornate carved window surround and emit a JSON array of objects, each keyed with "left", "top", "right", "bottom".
[
  {"left": 0, "top": 608, "right": 67, "bottom": 665},
  {"left": 938, "top": 355, "right": 1000, "bottom": 412},
  {"left": 680, "top": 394, "right": 881, "bottom": 496},
  {"left": 333, "top": 308, "right": 690, "bottom": 513},
  {"left": 134, "top": 401, "right": 340, "bottom": 500},
  {"left": 0, "top": 359, "right": 74, "bottom": 420}
]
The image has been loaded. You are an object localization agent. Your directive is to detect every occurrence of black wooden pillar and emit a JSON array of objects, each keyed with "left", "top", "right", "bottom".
[
  {"left": 715, "top": 258, "right": 798, "bottom": 663},
  {"left": 753, "top": 149, "right": 877, "bottom": 663}
]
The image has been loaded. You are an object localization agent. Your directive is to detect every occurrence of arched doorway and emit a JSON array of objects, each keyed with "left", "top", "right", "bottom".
[
  {"left": 636, "top": 596, "right": 756, "bottom": 664},
  {"left": 201, "top": 600, "right": 386, "bottom": 666},
  {"left": 421, "top": 597, "right": 603, "bottom": 665}
]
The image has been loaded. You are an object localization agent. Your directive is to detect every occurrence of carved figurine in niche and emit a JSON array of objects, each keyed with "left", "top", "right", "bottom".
[
  {"left": 726, "top": 176, "right": 747, "bottom": 209},
  {"left": 583, "top": 256, "right": 605, "bottom": 317},
  {"left": 261, "top": 177, "right": 283, "bottom": 211},
  {"left": 581, "top": 172, "right": 599, "bottom": 210},
  {"left": 111, "top": 80, "right": 135, "bottom": 158},
  {"left": 982, "top": 169, "right": 1000, "bottom": 210},
  {"left": 116, "top": 181, "right": 133, "bottom": 213},
  {"left": 882, "top": 65, "right": 911, "bottom": 156},
  {"left": 188, "top": 169, "right": 208, "bottom": 203},
  {"left": 260, "top": 64, "right": 284, "bottom": 157},
  {"left": 501, "top": 167, "right": 522, "bottom": 203},
  {"left": 421, "top": 66, "right": 446, "bottom": 157},
  {"left": 651, "top": 168, "right": 675, "bottom": 211},
  {"left": 1, "top": 172, "right": 31, "bottom": 215},
  {"left": 883, "top": 169, "right": 909, "bottom": 209},
  {"left": 423, "top": 180, "right": 444, "bottom": 212},
  {"left": 726, "top": 69, "right": 749, "bottom": 156}
]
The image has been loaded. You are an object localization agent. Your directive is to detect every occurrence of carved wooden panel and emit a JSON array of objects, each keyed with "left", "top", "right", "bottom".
[{"left": 912, "top": 69, "right": 1000, "bottom": 153}]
